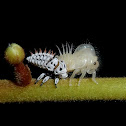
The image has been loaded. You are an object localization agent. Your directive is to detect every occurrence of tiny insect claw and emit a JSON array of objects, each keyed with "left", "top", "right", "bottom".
[
  {"left": 34, "top": 80, "right": 38, "bottom": 84},
  {"left": 55, "top": 84, "right": 57, "bottom": 88},
  {"left": 40, "top": 82, "right": 44, "bottom": 86},
  {"left": 40, "top": 76, "right": 50, "bottom": 87},
  {"left": 92, "top": 78, "right": 98, "bottom": 84},
  {"left": 92, "top": 71, "right": 98, "bottom": 84},
  {"left": 35, "top": 73, "right": 46, "bottom": 85},
  {"left": 55, "top": 78, "right": 59, "bottom": 88}
]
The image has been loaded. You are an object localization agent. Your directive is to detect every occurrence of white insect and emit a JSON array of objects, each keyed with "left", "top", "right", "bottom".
[
  {"left": 57, "top": 43, "right": 99, "bottom": 86},
  {"left": 26, "top": 43, "right": 99, "bottom": 87}
]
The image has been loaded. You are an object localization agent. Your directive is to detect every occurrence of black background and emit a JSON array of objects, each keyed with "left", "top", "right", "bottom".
[
  {"left": 0, "top": 2, "right": 126, "bottom": 110},
  {"left": 0, "top": 11, "right": 125, "bottom": 79}
]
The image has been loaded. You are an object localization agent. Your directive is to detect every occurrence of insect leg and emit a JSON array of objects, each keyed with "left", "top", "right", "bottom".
[
  {"left": 55, "top": 78, "right": 59, "bottom": 88},
  {"left": 40, "top": 76, "right": 50, "bottom": 86},
  {"left": 35, "top": 73, "right": 46, "bottom": 84},
  {"left": 92, "top": 71, "right": 98, "bottom": 84},
  {"left": 69, "top": 69, "right": 80, "bottom": 86},
  {"left": 78, "top": 69, "right": 86, "bottom": 86}
]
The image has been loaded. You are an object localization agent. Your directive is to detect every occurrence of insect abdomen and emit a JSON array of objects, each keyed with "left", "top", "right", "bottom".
[{"left": 26, "top": 49, "right": 54, "bottom": 69}]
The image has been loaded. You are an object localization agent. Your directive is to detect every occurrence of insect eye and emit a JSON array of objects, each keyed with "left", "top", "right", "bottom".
[
  {"left": 60, "top": 68, "right": 62, "bottom": 71},
  {"left": 93, "top": 62, "right": 96, "bottom": 65}
]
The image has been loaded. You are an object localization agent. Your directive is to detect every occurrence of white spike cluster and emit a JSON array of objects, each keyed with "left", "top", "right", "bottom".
[{"left": 56, "top": 43, "right": 73, "bottom": 56}]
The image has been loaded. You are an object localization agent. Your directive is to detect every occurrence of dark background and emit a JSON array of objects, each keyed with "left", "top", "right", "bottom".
[
  {"left": 0, "top": 3, "right": 126, "bottom": 108},
  {"left": 0, "top": 13, "right": 125, "bottom": 79}
]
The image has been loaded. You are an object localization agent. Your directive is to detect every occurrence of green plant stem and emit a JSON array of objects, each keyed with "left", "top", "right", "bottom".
[{"left": 0, "top": 78, "right": 126, "bottom": 103}]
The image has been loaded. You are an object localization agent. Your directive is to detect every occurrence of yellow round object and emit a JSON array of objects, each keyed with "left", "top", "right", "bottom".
[{"left": 5, "top": 43, "right": 25, "bottom": 65}]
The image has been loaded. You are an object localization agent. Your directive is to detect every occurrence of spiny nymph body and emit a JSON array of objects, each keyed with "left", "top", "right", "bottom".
[
  {"left": 26, "top": 49, "right": 68, "bottom": 87},
  {"left": 26, "top": 43, "right": 99, "bottom": 87}
]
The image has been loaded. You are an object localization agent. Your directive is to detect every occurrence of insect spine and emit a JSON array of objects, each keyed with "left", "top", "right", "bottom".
[{"left": 27, "top": 49, "right": 54, "bottom": 68}]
